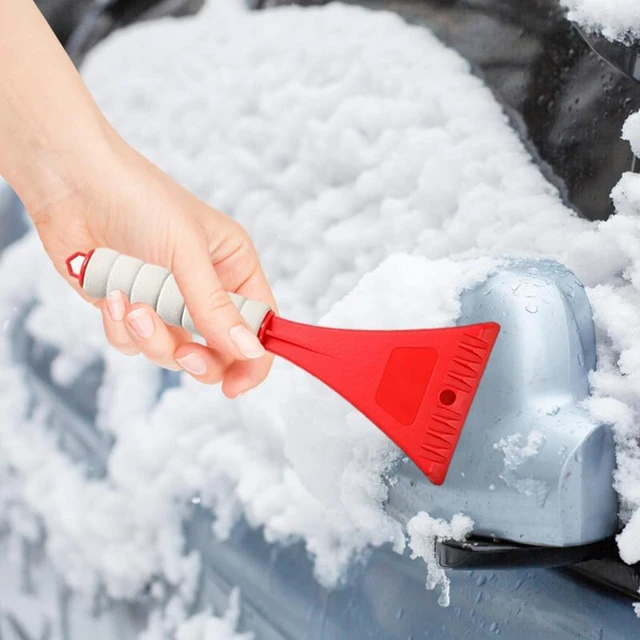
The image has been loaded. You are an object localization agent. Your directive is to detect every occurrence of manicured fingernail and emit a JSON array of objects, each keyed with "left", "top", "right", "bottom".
[
  {"left": 176, "top": 353, "right": 207, "bottom": 376},
  {"left": 127, "top": 308, "right": 154, "bottom": 339},
  {"left": 106, "top": 290, "right": 125, "bottom": 322},
  {"left": 229, "top": 325, "right": 265, "bottom": 359}
]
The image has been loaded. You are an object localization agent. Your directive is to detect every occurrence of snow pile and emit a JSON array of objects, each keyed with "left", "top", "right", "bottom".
[
  {"left": 407, "top": 512, "right": 473, "bottom": 607},
  {"left": 2, "top": 0, "right": 640, "bottom": 623},
  {"left": 142, "top": 589, "right": 253, "bottom": 640},
  {"left": 561, "top": 0, "right": 640, "bottom": 42}
]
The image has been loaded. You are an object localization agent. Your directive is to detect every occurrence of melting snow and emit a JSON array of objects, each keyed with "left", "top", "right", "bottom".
[
  {"left": 2, "top": 0, "right": 640, "bottom": 625},
  {"left": 407, "top": 512, "right": 474, "bottom": 608}
]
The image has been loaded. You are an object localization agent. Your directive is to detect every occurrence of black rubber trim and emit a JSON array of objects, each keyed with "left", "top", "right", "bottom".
[
  {"left": 567, "top": 558, "right": 640, "bottom": 601},
  {"left": 576, "top": 26, "right": 640, "bottom": 84},
  {"left": 437, "top": 536, "right": 618, "bottom": 570}
]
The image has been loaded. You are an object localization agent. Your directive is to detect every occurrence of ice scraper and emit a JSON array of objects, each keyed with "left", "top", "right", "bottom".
[
  {"left": 66, "top": 248, "right": 498, "bottom": 486},
  {"left": 67, "top": 249, "right": 618, "bottom": 568}
]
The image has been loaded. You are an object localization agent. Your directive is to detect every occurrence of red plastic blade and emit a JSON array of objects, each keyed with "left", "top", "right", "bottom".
[{"left": 260, "top": 315, "right": 500, "bottom": 485}]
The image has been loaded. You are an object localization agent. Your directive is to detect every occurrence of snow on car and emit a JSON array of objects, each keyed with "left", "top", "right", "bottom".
[{"left": 2, "top": 0, "right": 640, "bottom": 636}]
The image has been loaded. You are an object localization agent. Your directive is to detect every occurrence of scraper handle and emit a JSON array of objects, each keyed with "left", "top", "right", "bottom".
[{"left": 66, "top": 249, "right": 272, "bottom": 336}]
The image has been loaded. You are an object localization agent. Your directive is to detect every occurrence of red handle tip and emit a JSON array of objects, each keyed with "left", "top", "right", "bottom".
[{"left": 65, "top": 250, "right": 94, "bottom": 286}]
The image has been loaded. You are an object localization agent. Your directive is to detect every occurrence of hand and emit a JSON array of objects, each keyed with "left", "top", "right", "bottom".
[
  {"left": 29, "top": 139, "right": 277, "bottom": 398},
  {"left": 0, "top": 0, "right": 275, "bottom": 396}
]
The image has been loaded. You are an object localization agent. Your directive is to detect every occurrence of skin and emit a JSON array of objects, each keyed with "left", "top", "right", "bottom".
[{"left": 0, "top": 0, "right": 277, "bottom": 398}]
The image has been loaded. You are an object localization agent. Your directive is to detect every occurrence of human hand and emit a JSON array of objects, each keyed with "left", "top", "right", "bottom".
[
  {"left": 0, "top": 0, "right": 276, "bottom": 397},
  {"left": 28, "top": 139, "right": 277, "bottom": 398}
]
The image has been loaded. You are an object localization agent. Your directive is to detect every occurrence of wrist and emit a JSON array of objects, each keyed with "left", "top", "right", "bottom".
[{"left": 6, "top": 115, "right": 123, "bottom": 218}]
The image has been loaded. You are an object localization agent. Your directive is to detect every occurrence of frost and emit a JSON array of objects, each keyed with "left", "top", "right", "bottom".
[
  {"left": 407, "top": 512, "right": 474, "bottom": 608},
  {"left": 494, "top": 432, "right": 549, "bottom": 506}
]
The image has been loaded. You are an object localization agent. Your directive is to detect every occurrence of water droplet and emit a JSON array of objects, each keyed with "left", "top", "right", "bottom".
[
  {"left": 460, "top": 472, "right": 465, "bottom": 478},
  {"left": 547, "top": 405, "right": 560, "bottom": 416},
  {"left": 490, "top": 621, "right": 501, "bottom": 635},
  {"left": 525, "top": 302, "right": 538, "bottom": 314},
  {"left": 190, "top": 496, "right": 201, "bottom": 505},
  {"left": 514, "top": 579, "right": 523, "bottom": 591},
  {"left": 410, "top": 480, "right": 416, "bottom": 487},
  {"left": 396, "top": 607, "right": 404, "bottom": 620},
  {"left": 558, "top": 446, "right": 567, "bottom": 456},
  {"left": 577, "top": 352, "right": 584, "bottom": 366},
  {"left": 476, "top": 575, "right": 487, "bottom": 586},
  {"left": 475, "top": 591, "right": 483, "bottom": 603},
  {"left": 489, "top": 484, "right": 496, "bottom": 491}
]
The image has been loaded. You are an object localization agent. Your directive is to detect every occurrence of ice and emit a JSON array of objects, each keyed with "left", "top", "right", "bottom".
[
  {"left": 560, "top": 0, "right": 640, "bottom": 42},
  {"left": 407, "top": 512, "right": 474, "bottom": 607},
  {"left": 2, "top": 0, "right": 640, "bottom": 623}
]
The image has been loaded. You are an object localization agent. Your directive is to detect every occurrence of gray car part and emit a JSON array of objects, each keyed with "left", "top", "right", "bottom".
[{"left": 387, "top": 260, "right": 617, "bottom": 551}]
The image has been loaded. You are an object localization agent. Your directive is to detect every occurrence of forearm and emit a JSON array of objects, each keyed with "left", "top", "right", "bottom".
[{"left": 0, "top": 0, "right": 116, "bottom": 213}]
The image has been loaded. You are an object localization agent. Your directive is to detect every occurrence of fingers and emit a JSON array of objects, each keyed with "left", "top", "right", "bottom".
[
  {"left": 170, "top": 228, "right": 266, "bottom": 363},
  {"left": 174, "top": 343, "right": 231, "bottom": 385},
  {"left": 124, "top": 304, "right": 186, "bottom": 371},
  {"left": 219, "top": 246, "right": 277, "bottom": 397},
  {"left": 101, "top": 290, "right": 140, "bottom": 356},
  {"left": 221, "top": 355, "right": 274, "bottom": 399},
  {"left": 102, "top": 290, "right": 190, "bottom": 370}
]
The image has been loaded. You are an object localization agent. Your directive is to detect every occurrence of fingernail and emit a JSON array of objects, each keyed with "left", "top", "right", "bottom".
[
  {"left": 127, "top": 308, "right": 154, "bottom": 339},
  {"left": 229, "top": 325, "right": 265, "bottom": 359},
  {"left": 106, "top": 290, "right": 125, "bottom": 322},
  {"left": 176, "top": 353, "right": 207, "bottom": 376}
]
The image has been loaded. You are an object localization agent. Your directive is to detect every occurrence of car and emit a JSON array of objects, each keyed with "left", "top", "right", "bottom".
[{"left": 1, "top": 1, "right": 640, "bottom": 638}]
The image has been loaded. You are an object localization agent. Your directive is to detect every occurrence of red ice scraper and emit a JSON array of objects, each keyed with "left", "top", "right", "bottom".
[{"left": 67, "top": 249, "right": 499, "bottom": 485}]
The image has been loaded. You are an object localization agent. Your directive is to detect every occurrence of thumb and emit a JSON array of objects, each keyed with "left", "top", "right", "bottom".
[{"left": 170, "top": 229, "right": 266, "bottom": 361}]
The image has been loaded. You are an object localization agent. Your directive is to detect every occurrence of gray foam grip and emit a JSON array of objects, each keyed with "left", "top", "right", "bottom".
[
  {"left": 83, "top": 248, "right": 271, "bottom": 335},
  {"left": 82, "top": 248, "right": 119, "bottom": 298}
]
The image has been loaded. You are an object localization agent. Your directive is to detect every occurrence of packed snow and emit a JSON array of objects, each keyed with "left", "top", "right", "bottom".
[
  {"left": 561, "top": 0, "right": 640, "bottom": 42},
  {"left": 2, "top": 0, "right": 640, "bottom": 631}
]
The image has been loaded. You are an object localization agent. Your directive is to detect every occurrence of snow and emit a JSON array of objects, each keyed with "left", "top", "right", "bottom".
[
  {"left": 142, "top": 589, "right": 253, "bottom": 640},
  {"left": 494, "top": 431, "right": 549, "bottom": 507},
  {"left": 2, "top": 0, "right": 640, "bottom": 626},
  {"left": 407, "top": 512, "right": 474, "bottom": 608},
  {"left": 560, "top": 0, "right": 640, "bottom": 42}
]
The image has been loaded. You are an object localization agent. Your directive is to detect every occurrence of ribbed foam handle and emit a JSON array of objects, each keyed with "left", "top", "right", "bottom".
[{"left": 82, "top": 248, "right": 271, "bottom": 335}]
